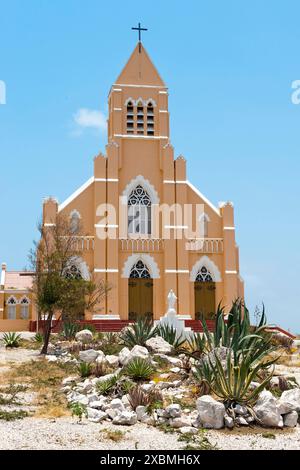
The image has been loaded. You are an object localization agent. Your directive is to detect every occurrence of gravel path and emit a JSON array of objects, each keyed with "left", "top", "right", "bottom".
[{"left": 0, "top": 417, "right": 299, "bottom": 450}]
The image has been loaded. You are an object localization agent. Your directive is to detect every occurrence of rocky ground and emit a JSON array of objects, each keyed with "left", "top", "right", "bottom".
[
  {"left": 0, "top": 332, "right": 300, "bottom": 451},
  {"left": 0, "top": 416, "right": 300, "bottom": 450}
]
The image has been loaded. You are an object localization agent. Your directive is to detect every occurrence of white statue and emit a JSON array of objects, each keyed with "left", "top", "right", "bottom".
[{"left": 167, "top": 289, "right": 177, "bottom": 313}]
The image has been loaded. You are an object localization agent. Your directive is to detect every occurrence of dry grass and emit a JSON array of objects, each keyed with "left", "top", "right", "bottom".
[
  {"left": 3, "top": 359, "right": 77, "bottom": 418},
  {"left": 100, "top": 429, "right": 126, "bottom": 442}
]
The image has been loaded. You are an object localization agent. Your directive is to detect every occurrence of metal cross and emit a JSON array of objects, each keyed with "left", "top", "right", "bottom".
[{"left": 131, "top": 22, "right": 148, "bottom": 52}]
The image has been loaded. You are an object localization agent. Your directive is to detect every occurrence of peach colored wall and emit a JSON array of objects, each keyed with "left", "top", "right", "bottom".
[{"left": 0, "top": 320, "right": 30, "bottom": 332}]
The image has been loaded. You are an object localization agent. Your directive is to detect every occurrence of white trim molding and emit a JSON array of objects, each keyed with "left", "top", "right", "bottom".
[
  {"left": 95, "top": 178, "right": 119, "bottom": 182},
  {"left": 94, "top": 224, "right": 119, "bottom": 228},
  {"left": 44, "top": 223, "right": 56, "bottom": 227},
  {"left": 165, "top": 269, "right": 189, "bottom": 274},
  {"left": 122, "top": 253, "right": 160, "bottom": 279},
  {"left": 122, "top": 175, "right": 159, "bottom": 204},
  {"left": 223, "top": 226, "right": 235, "bottom": 230},
  {"left": 58, "top": 176, "right": 94, "bottom": 212},
  {"left": 94, "top": 269, "right": 119, "bottom": 273},
  {"left": 114, "top": 134, "right": 168, "bottom": 140},
  {"left": 225, "top": 270, "right": 237, "bottom": 274},
  {"left": 190, "top": 256, "right": 222, "bottom": 282},
  {"left": 186, "top": 181, "right": 220, "bottom": 216}
]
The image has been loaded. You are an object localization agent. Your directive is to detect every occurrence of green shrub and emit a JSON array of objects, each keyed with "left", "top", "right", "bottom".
[
  {"left": 124, "top": 357, "right": 155, "bottom": 381},
  {"left": 120, "top": 317, "right": 158, "bottom": 347},
  {"left": 60, "top": 322, "right": 80, "bottom": 340},
  {"left": 33, "top": 332, "right": 44, "bottom": 343},
  {"left": 77, "top": 362, "right": 92, "bottom": 378},
  {"left": 69, "top": 402, "right": 87, "bottom": 422},
  {"left": 99, "top": 332, "right": 122, "bottom": 355},
  {"left": 96, "top": 374, "right": 121, "bottom": 395},
  {"left": 3, "top": 332, "right": 21, "bottom": 348}
]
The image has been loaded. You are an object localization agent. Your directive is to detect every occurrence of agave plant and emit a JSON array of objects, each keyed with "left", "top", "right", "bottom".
[
  {"left": 186, "top": 332, "right": 209, "bottom": 359},
  {"left": 77, "top": 362, "right": 92, "bottom": 378},
  {"left": 3, "top": 332, "right": 21, "bottom": 348},
  {"left": 33, "top": 332, "right": 44, "bottom": 343},
  {"left": 60, "top": 321, "right": 80, "bottom": 341},
  {"left": 120, "top": 317, "right": 158, "bottom": 347},
  {"left": 96, "top": 373, "right": 122, "bottom": 396},
  {"left": 201, "top": 300, "right": 276, "bottom": 364},
  {"left": 193, "top": 360, "right": 215, "bottom": 395},
  {"left": 158, "top": 324, "right": 186, "bottom": 351},
  {"left": 208, "top": 350, "right": 277, "bottom": 405},
  {"left": 124, "top": 357, "right": 155, "bottom": 381}
]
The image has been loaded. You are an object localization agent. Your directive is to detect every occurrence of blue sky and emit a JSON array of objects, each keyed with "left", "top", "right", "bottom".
[{"left": 0, "top": 0, "right": 299, "bottom": 332}]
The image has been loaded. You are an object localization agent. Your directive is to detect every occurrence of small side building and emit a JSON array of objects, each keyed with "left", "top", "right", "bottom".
[{"left": 0, "top": 263, "right": 36, "bottom": 332}]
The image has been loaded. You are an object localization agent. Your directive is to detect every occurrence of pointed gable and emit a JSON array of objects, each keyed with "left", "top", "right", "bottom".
[{"left": 115, "top": 43, "right": 165, "bottom": 87}]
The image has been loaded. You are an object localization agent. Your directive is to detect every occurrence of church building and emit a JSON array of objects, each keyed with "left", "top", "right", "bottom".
[
  {"left": 0, "top": 39, "right": 244, "bottom": 331},
  {"left": 42, "top": 41, "right": 244, "bottom": 322}
]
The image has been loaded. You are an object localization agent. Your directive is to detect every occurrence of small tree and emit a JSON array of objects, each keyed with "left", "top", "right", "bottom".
[{"left": 29, "top": 215, "right": 110, "bottom": 354}]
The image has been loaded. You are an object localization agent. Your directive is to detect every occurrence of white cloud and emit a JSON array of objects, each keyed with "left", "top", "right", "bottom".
[{"left": 72, "top": 108, "right": 107, "bottom": 136}]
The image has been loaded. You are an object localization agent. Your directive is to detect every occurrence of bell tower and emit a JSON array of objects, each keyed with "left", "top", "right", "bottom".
[{"left": 107, "top": 42, "right": 170, "bottom": 142}]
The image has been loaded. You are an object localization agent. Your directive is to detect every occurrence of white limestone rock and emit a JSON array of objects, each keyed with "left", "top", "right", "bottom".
[
  {"left": 87, "top": 407, "right": 107, "bottom": 423},
  {"left": 165, "top": 403, "right": 181, "bottom": 418},
  {"left": 118, "top": 347, "right": 131, "bottom": 366},
  {"left": 179, "top": 426, "right": 198, "bottom": 435},
  {"left": 112, "top": 411, "right": 137, "bottom": 425},
  {"left": 95, "top": 351, "right": 106, "bottom": 364},
  {"left": 283, "top": 411, "right": 299, "bottom": 427},
  {"left": 136, "top": 405, "right": 148, "bottom": 421},
  {"left": 277, "top": 388, "right": 300, "bottom": 414},
  {"left": 79, "top": 349, "right": 99, "bottom": 363},
  {"left": 105, "top": 355, "right": 119, "bottom": 367},
  {"left": 62, "top": 376, "right": 78, "bottom": 386},
  {"left": 169, "top": 416, "right": 192, "bottom": 428},
  {"left": 196, "top": 395, "right": 225, "bottom": 429},
  {"left": 145, "top": 336, "right": 173, "bottom": 355},
  {"left": 75, "top": 329, "right": 93, "bottom": 344},
  {"left": 110, "top": 398, "right": 125, "bottom": 411},
  {"left": 253, "top": 390, "right": 282, "bottom": 427},
  {"left": 224, "top": 415, "right": 234, "bottom": 429},
  {"left": 124, "top": 345, "right": 150, "bottom": 365}
]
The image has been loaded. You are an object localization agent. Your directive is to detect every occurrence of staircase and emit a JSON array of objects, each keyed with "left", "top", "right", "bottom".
[{"left": 29, "top": 319, "right": 215, "bottom": 333}]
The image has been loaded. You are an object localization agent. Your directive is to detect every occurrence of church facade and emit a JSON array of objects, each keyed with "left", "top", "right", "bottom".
[
  {"left": 0, "top": 42, "right": 244, "bottom": 331},
  {"left": 42, "top": 42, "right": 244, "bottom": 322}
]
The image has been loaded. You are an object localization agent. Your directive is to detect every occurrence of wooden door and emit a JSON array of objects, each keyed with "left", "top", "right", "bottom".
[
  {"left": 128, "top": 278, "right": 153, "bottom": 320},
  {"left": 194, "top": 281, "right": 216, "bottom": 319}
]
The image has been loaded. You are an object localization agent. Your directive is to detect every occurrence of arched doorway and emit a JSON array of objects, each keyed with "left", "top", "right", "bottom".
[
  {"left": 194, "top": 266, "right": 216, "bottom": 320},
  {"left": 128, "top": 260, "right": 153, "bottom": 321}
]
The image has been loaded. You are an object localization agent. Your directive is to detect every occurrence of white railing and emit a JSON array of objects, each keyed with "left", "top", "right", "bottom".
[
  {"left": 63, "top": 236, "right": 95, "bottom": 251},
  {"left": 119, "top": 238, "right": 164, "bottom": 252},
  {"left": 186, "top": 238, "right": 223, "bottom": 253}
]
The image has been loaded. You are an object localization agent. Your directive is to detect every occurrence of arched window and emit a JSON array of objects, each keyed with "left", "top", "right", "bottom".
[
  {"left": 147, "top": 102, "right": 154, "bottom": 136},
  {"left": 128, "top": 185, "right": 151, "bottom": 235},
  {"left": 136, "top": 101, "right": 144, "bottom": 135},
  {"left": 64, "top": 264, "right": 82, "bottom": 280},
  {"left": 195, "top": 266, "right": 213, "bottom": 282},
  {"left": 70, "top": 210, "right": 81, "bottom": 234},
  {"left": 129, "top": 260, "right": 151, "bottom": 278},
  {"left": 126, "top": 101, "right": 134, "bottom": 134},
  {"left": 20, "top": 297, "right": 30, "bottom": 319},
  {"left": 7, "top": 296, "right": 17, "bottom": 319}
]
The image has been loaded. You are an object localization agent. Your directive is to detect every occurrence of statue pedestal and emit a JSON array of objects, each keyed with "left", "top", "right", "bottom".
[{"left": 155, "top": 290, "right": 192, "bottom": 339}]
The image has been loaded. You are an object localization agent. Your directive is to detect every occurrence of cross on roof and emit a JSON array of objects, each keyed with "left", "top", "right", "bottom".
[{"left": 131, "top": 22, "right": 148, "bottom": 52}]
